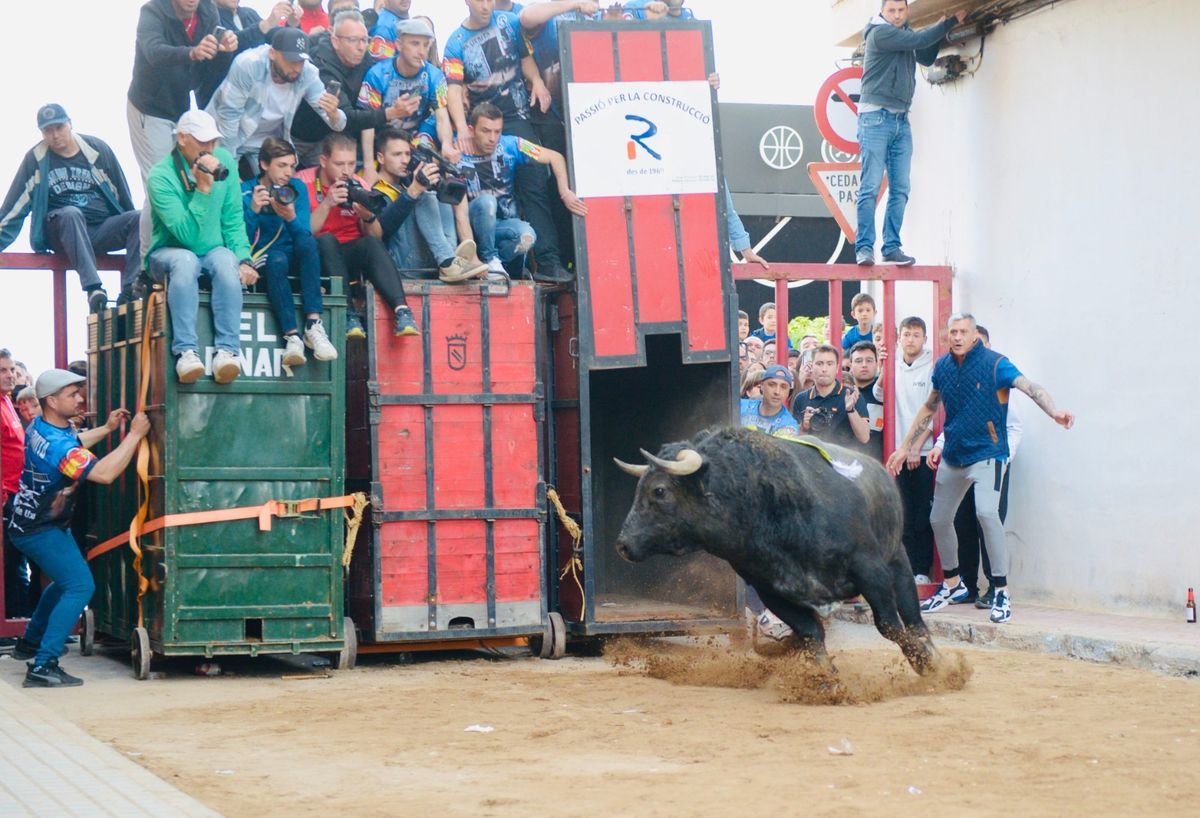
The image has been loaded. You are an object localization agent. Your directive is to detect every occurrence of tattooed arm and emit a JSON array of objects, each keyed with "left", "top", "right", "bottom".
[
  {"left": 885, "top": 389, "right": 941, "bottom": 475},
  {"left": 1012, "top": 376, "right": 1074, "bottom": 429}
]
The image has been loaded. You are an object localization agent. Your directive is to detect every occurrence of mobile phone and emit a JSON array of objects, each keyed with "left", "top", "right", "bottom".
[
  {"left": 214, "top": 25, "right": 228, "bottom": 41},
  {"left": 326, "top": 80, "right": 343, "bottom": 97}
]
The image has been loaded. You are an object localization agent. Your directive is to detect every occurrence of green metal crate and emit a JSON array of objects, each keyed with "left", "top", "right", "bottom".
[{"left": 85, "top": 283, "right": 349, "bottom": 675}]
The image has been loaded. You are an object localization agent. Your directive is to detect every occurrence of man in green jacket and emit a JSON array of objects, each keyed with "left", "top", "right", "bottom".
[{"left": 146, "top": 108, "right": 259, "bottom": 384}]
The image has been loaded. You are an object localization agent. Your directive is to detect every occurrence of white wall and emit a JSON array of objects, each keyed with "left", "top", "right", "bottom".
[{"left": 897, "top": 0, "right": 1200, "bottom": 616}]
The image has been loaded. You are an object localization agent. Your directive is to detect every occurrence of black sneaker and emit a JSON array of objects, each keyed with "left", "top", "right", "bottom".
[
  {"left": 23, "top": 659, "right": 84, "bottom": 688},
  {"left": 12, "top": 636, "right": 39, "bottom": 661},
  {"left": 88, "top": 288, "right": 109, "bottom": 314},
  {"left": 881, "top": 249, "right": 916, "bottom": 266},
  {"left": 855, "top": 249, "right": 875, "bottom": 266},
  {"left": 975, "top": 586, "right": 995, "bottom": 609},
  {"left": 392, "top": 307, "right": 420, "bottom": 337},
  {"left": 532, "top": 264, "right": 574, "bottom": 284}
]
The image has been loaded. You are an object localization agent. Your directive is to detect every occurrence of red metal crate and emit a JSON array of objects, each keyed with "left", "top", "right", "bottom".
[{"left": 346, "top": 282, "right": 546, "bottom": 642}]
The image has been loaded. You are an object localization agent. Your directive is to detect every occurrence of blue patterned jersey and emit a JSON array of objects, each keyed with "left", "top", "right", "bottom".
[
  {"left": 7, "top": 417, "right": 97, "bottom": 536},
  {"left": 443, "top": 11, "right": 530, "bottom": 121},
  {"left": 461, "top": 134, "right": 542, "bottom": 219},
  {"left": 358, "top": 60, "right": 447, "bottom": 138}
]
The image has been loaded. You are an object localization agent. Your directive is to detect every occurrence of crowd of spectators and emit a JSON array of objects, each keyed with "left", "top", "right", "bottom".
[{"left": 740, "top": 297, "right": 1074, "bottom": 638}]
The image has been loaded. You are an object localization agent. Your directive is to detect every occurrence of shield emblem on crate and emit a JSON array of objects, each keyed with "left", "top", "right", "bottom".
[{"left": 446, "top": 334, "right": 468, "bottom": 371}]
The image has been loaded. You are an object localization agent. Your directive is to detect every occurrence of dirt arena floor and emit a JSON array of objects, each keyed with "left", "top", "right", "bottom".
[{"left": 15, "top": 623, "right": 1200, "bottom": 818}]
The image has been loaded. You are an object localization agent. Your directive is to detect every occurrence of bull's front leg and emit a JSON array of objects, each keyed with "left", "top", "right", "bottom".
[{"left": 755, "top": 589, "right": 835, "bottom": 671}]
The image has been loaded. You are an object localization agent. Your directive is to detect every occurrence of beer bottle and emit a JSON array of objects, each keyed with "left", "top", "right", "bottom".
[{"left": 1188, "top": 588, "right": 1196, "bottom": 624}]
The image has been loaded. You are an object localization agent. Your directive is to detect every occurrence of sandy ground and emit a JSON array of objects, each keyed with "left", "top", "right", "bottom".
[{"left": 6, "top": 621, "right": 1200, "bottom": 818}]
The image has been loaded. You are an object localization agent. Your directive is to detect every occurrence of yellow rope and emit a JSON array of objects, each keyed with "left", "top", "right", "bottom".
[
  {"left": 547, "top": 488, "right": 585, "bottom": 621},
  {"left": 341, "top": 492, "right": 369, "bottom": 570}
]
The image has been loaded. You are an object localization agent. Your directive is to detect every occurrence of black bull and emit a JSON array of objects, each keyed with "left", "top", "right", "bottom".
[{"left": 613, "top": 426, "right": 939, "bottom": 675}]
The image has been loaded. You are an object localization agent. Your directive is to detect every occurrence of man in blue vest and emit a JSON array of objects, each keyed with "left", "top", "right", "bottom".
[{"left": 886, "top": 313, "right": 1074, "bottom": 624}]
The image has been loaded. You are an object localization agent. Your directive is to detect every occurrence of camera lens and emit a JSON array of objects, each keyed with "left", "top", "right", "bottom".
[{"left": 271, "top": 184, "right": 297, "bottom": 205}]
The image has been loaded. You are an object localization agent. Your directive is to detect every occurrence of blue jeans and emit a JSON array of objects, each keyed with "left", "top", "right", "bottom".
[
  {"left": 10, "top": 527, "right": 95, "bottom": 666},
  {"left": 150, "top": 246, "right": 243, "bottom": 355},
  {"left": 262, "top": 233, "right": 322, "bottom": 335},
  {"left": 413, "top": 192, "right": 457, "bottom": 264},
  {"left": 855, "top": 109, "right": 912, "bottom": 255},
  {"left": 468, "top": 194, "right": 535, "bottom": 263}
]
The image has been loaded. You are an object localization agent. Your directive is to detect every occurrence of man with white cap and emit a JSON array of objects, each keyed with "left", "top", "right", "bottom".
[
  {"left": 6, "top": 370, "right": 149, "bottom": 687},
  {"left": 146, "top": 107, "right": 257, "bottom": 384},
  {"left": 207, "top": 28, "right": 345, "bottom": 172}
]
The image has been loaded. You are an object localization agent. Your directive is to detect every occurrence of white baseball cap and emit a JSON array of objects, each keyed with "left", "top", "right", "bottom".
[{"left": 175, "top": 109, "right": 221, "bottom": 142}]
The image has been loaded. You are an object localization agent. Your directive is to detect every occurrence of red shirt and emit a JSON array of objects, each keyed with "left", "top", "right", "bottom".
[
  {"left": 182, "top": 12, "right": 199, "bottom": 40},
  {"left": 1, "top": 395, "right": 24, "bottom": 499},
  {"left": 299, "top": 6, "right": 330, "bottom": 33},
  {"left": 298, "top": 167, "right": 365, "bottom": 245}
]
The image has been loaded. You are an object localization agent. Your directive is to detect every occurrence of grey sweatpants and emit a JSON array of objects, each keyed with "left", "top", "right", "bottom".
[
  {"left": 929, "top": 458, "right": 1010, "bottom": 580},
  {"left": 127, "top": 99, "right": 177, "bottom": 268}
]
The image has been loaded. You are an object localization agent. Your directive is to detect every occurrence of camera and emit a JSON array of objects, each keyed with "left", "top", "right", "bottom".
[
  {"left": 408, "top": 133, "right": 469, "bottom": 205},
  {"left": 269, "top": 183, "right": 297, "bottom": 205},
  {"left": 195, "top": 152, "right": 229, "bottom": 182},
  {"left": 344, "top": 179, "right": 389, "bottom": 215}
]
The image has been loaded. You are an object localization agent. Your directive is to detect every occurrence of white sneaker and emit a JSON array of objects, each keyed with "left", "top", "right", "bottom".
[
  {"left": 755, "top": 609, "right": 794, "bottom": 643},
  {"left": 283, "top": 334, "right": 306, "bottom": 367},
  {"left": 175, "top": 350, "right": 204, "bottom": 384},
  {"left": 439, "top": 255, "right": 488, "bottom": 283},
  {"left": 212, "top": 349, "right": 241, "bottom": 384},
  {"left": 913, "top": 574, "right": 931, "bottom": 585},
  {"left": 303, "top": 320, "right": 338, "bottom": 361},
  {"left": 486, "top": 257, "right": 505, "bottom": 275}
]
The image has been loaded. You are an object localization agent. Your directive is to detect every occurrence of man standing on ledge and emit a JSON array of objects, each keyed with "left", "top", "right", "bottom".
[
  {"left": 886, "top": 314, "right": 1075, "bottom": 625},
  {"left": 856, "top": 0, "right": 965, "bottom": 267}
]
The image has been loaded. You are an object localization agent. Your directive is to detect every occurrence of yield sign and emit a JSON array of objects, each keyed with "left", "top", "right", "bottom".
[
  {"left": 814, "top": 67, "right": 863, "bottom": 155},
  {"left": 807, "top": 162, "right": 887, "bottom": 243}
]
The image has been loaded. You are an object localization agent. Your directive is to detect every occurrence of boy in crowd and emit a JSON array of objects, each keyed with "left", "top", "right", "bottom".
[
  {"left": 299, "top": 133, "right": 418, "bottom": 339},
  {"left": 739, "top": 365, "right": 799, "bottom": 436},
  {"left": 842, "top": 291, "right": 876, "bottom": 351},
  {"left": 792, "top": 344, "right": 870, "bottom": 448},
  {"left": 737, "top": 310, "right": 750, "bottom": 341},
  {"left": 241, "top": 137, "right": 337, "bottom": 367},
  {"left": 847, "top": 340, "right": 884, "bottom": 459},
  {"left": 372, "top": 128, "right": 485, "bottom": 282},
  {"left": 146, "top": 109, "right": 255, "bottom": 385}
]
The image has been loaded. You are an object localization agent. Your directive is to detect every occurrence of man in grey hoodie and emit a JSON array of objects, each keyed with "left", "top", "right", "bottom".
[{"left": 856, "top": 1, "right": 965, "bottom": 266}]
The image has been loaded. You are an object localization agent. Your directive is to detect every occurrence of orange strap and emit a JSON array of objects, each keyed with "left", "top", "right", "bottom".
[
  {"left": 86, "top": 494, "right": 358, "bottom": 563},
  {"left": 127, "top": 290, "right": 158, "bottom": 627}
]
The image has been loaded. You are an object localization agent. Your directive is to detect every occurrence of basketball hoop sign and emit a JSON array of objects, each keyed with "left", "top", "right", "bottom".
[{"left": 813, "top": 67, "right": 863, "bottom": 156}]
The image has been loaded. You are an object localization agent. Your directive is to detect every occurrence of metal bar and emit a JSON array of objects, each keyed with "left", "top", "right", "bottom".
[
  {"left": 882, "top": 278, "right": 897, "bottom": 460},
  {"left": 774, "top": 277, "right": 788, "bottom": 364},
  {"left": 53, "top": 267, "right": 67, "bottom": 368},
  {"left": 828, "top": 280, "right": 843, "bottom": 359},
  {"left": 375, "top": 393, "right": 537, "bottom": 406},
  {"left": 358, "top": 636, "right": 530, "bottom": 653},
  {"left": 174, "top": 604, "right": 335, "bottom": 619},
  {"left": 367, "top": 625, "right": 541, "bottom": 644},
  {"left": 732, "top": 263, "right": 953, "bottom": 283},
  {"left": 175, "top": 554, "right": 334, "bottom": 568},
  {"left": 374, "top": 508, "right": 541, "bottom": 522}
]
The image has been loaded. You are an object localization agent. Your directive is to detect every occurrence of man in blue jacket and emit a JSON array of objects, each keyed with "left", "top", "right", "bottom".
[
  {"left": 0, "top": 105, "right": 140, "bottom": 310},
  {"left": 855, "top": 1, "right": 965, "bottom": 267}
]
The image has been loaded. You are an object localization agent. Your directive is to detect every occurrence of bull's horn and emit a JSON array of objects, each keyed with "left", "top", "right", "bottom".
[
  {"left": 638, "top": 448, "right": 704, "bottom": 476},
  {"left": 613, "top": 458, "right": 649, "bottom": 477}
]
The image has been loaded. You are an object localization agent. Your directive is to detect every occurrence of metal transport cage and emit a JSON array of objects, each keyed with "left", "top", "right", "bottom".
[
  {"left": 345, "top": 283, "right": 558, "bottom": 656},
  {"left": 84, "top": 285, "right": 351, "bottom": 678}
]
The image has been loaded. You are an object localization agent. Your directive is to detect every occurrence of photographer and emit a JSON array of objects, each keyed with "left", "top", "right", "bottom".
[
  {"left": 373, "top": 129, "right": 485, "bottom": 282},
  {"left": 791, "top": 344, "right": 871, "bottom": 448},
  {"left": 241, "top": 137, "right": 338, "bottom": 367},
  {"left": 460, "top": 102, "right": 587, "bottom": 281},
  {"left": 357, "top": 19, "right": 457, "bottom": 187},
  {"left": 146, "top": 109, "right": 255, "bottom": 385},
  {"left": 298, "top": 133, "right": 418, "bottom": 339}
]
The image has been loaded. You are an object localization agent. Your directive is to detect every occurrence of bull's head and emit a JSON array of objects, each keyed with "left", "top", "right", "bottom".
[{"left": 612, "top": 447, "right": 707, "bottom": 562}]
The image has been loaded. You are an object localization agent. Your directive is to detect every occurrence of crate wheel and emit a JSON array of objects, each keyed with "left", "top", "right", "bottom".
[
  {"left": 80, "top": 609, "right": 95, "bottom": 657},
  {"left": 547, "top": 611, "right": 566, "bottom": 660},
  {"left": 131, "top": 627, "right": 151, "bottom": 680},
  {"left": 333, "top": 616, "right": 358, "bottom": 670}
]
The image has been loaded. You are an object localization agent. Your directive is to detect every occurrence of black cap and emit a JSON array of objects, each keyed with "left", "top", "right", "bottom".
[
  {"left": 37, "top": 103, "right": 70, "bottom": 130},
  {"left": 271, "top": 27, "right": 311, "bottom": 62}
]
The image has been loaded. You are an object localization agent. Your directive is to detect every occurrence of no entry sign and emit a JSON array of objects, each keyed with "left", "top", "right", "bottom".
[{"left": 814, "top": 67, "right": 863, "bottom": 156}]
